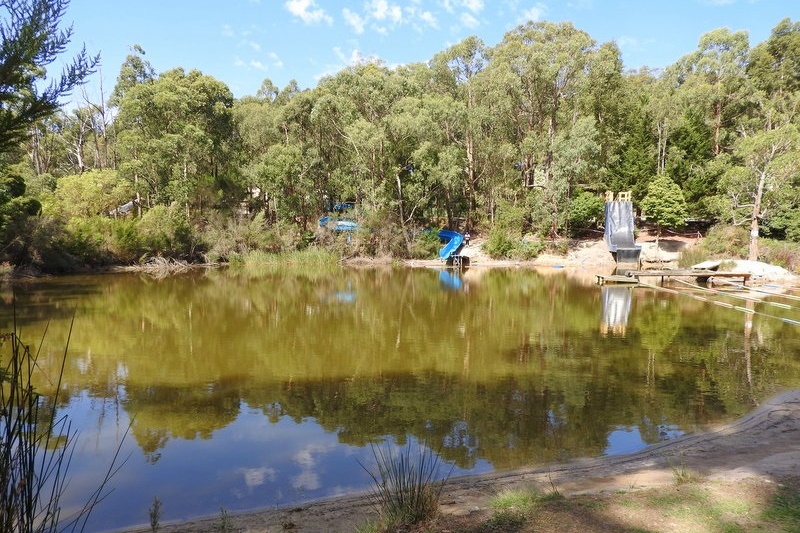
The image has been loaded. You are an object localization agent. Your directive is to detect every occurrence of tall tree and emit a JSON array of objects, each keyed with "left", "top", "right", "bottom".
[
  {"left": 0, "top": 0, "right": 98, "bottom": 153},
  {"left": 430, "top": 36, "right": 488, "bottom": 228},
  {"left": 672, "top": 28, "right": 750, "bottom": 156},
  {"left": 726, "top": 124, "right": 800, "bottom": 260}
]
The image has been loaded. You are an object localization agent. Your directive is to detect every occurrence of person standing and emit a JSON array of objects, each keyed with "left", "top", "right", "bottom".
[{"left": 464, "top": 231, "right": 471, "bottom": 247}]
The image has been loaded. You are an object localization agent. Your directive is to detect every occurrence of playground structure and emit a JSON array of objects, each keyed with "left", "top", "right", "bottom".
[
  {"left": 604, "top": 191, "right": 641, "bottom": 273},
  {"left": 438, "top": 229, "right": 466, "bottom": 267}
]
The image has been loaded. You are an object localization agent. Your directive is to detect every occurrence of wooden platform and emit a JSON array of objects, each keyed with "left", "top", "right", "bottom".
[
  {"left": 624, "top": 269, "right": 751, "bottom": 284},
  {"left": 595, "top": 274, "right": 640, "bottom": 285}
]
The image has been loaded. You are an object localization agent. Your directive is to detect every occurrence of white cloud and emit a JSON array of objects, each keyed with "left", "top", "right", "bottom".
[
  {"left": 368, "top": 0, "right": 403, "bottom": 23},
  {"left": 248, "top": 40, "right": 261, "bottom": 52},
  {"left": 233, "top": 56, "right": 245, "bottom": 67},
  {"left": 462, "top": 0, "right": 484, "bottom": 13},
  {"left": 221, "top": 24, "right": 234, "bottom": 38},
  {"left": 250, "top": 60, "right": 268, "bottom": 71},
  {"left": 419, "top": 10, "right": 438, "bottom": 28},
  {"left": 521, "top": 6, "right": 544, "bottom": 22},
  {"left": 460, "top": 12, "right": 480, "bottom": 28},
  {"left": 269, "top": 52, "right": 284, "bottom": 68},
  {"left": 285, "top": 0, "right": 333, "bottom": 25},
  {"left": 343, "top": 8, "right": 366, "bottom": 33}
]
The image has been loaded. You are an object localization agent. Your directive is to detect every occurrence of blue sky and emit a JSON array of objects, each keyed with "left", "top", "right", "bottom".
[{"left": 62, "top": 0, "right": 798, "bottom": 104}]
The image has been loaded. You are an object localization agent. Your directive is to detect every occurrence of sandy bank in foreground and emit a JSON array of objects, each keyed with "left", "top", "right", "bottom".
[{"left": 122, "top": 389, "right": 800, "bottom": 533}]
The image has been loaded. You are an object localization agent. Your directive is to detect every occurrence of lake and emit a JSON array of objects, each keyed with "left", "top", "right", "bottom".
[{"left": 2, "top": 266, "right": 799, "bottom": 531}]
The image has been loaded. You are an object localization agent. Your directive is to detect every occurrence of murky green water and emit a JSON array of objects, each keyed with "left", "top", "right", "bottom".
[{"left": 2, "top": 266, "right": 800, "bottom": 531}]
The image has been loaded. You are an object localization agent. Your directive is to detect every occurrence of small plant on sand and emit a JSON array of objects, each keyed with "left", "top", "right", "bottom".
[
  {"left": 215, "top": 506, "right": 234, "bottom": 532},
  {"left": 666, "top": 455, "right": 702, "bottom": 484},
  {"left": 359, "top": 440, "right": 453, "bottom": 530},
  {"left": 148, "top": 496, "right": 163, "bottom": 532}
]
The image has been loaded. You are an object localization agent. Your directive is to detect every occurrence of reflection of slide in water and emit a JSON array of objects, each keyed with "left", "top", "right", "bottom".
[
  {"left": 438, "top": 229, "right": 464, "bottom": 259},
  {"left": 318, "top": 216, "right": 358, "bottom": 232},
  {"left": 600, "top": 285, "right": 632, "bottom": 336},
  {"left": 439, "top": 270, "right": 463, "bottom": 291}
]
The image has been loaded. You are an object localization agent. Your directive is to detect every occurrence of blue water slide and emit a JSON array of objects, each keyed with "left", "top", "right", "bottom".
[
  {"left": 319, "top": 216, "right": 358, "bottom": 232},
  {"left": 438, "top": 229, "right": 464, "bottom": 260}
]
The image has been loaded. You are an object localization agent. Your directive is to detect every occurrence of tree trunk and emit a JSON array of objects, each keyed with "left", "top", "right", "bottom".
[{"left": 748, "top": 169, "right": 767, "bottom": 261}]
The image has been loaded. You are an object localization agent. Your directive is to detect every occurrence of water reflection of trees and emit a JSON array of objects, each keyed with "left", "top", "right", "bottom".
[{"left": 5, "top": 269, "right": 800, "bottom": 467}]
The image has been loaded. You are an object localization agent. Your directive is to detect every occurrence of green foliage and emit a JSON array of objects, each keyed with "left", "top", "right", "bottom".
[
  {"left": 53, "top": 170, "right": 133, "bottom": 219},
  {"left": 0, "top": 0, "right": 99, "bottom": 153},
  {"left": 409, "top": 230, "right": 441, "bottom": 259},
  {"left": 759, "top": 240, "right": 800, "bottom": 272},
  {"left": 241, "top": 247, "right": 339, "bottom": 269},
  {"left": 484, "top": 231, "right": 544, "bottom": 260},
  {"left": 0, "top": 171, "right": 41, "bottom": 251},
  {"left": 640, "top": 174, "right": 688, "bottom": 234},
  {"left": 568, "top": 190, "right": 605, "bottom": 233},
  {"left": 762, "top": 478, "right": 800, "bottom": 527},
  {"left": 6, "top": 16, "right": 800, "bottom": 268},
  {"left": 137, "top": 204, "right": 194, "bottom": 258},
  {"left": 484, "top": 229, "right": 515, "bottom": 259},
  {"left": 200, "top": 212, "right": 285, "bottom": 263},
  {"left": 680, "top": 225, "right": 750, "bottom": 266}
]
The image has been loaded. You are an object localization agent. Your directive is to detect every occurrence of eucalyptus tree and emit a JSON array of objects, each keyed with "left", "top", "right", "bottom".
[
  {"left": 484, "top": 21, "right": 598, "bottom": 237},
  {"left": 575, "top": 41, "right": 628, "bottom": 190},
  {"left": 114, "top": 67, "right": 236, "bottom": 218},
  {"left": 720, "top": 124, "right": 800, "bottom": 260},
  {"left": 429, "top": 36, "right": 489, "bottom": 228},
  {"left": 671, "top": 28, "right": 751, "bottom": 157},
  {"left": 314, "top": 63, "right": 417, "bottom": 228},
  {"left": 748, "top": 18, "right": 800, "bottom": 99}
]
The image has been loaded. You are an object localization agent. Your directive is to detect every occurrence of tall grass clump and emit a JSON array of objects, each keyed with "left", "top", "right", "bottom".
[
  {"left": 241, "top": 247, "right": 340, "bottom": 268},
  {"left": 359, "top": 441, "right": 453, "bottom": 530},
  {"left": 0, "top": 315, "right": 123, "bottom": 532}
]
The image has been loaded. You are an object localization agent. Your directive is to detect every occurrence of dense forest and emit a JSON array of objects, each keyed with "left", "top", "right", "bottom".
[{"left": 1, "top": 1, "right": 799, "bottom": 271}]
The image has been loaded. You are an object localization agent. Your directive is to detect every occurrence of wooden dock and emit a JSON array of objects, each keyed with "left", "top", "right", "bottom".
[
  {"left": 595, "top": 274, "right": 640, "bottom": 285},
  {"left": 596, "top": 269, "right": 752, "bottom": 285}
]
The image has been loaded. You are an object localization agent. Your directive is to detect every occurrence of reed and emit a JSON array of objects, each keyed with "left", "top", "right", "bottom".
[
  {"left": 0, "top": 313, "right": 125, "bottom": 532},
  {"left": 359, "top": 440, "right": 453, "bottom": 530}
]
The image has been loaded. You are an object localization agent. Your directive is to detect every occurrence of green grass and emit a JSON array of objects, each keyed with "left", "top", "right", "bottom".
[{"left": 763, "top": 481, "right": 800, "bottom": 528}]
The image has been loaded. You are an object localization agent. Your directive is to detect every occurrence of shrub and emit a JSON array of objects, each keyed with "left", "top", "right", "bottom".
[
  {"left": 696, "top": 225, "right": 749, "bottom": 258},
  {"left": 484, "top": 229, "right": 514, "bottom": 259},
  {"left": 138, "top": 204, "right": 194, "bottom": 259},
  {"left": 409, "top": 230, "right": 441, "bottom": 259},
  {"left": 568, "top": 190, "right": 605, "bottom": 234}
]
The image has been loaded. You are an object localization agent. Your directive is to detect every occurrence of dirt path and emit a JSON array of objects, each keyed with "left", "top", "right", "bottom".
[{"left": 128, "top": 389, "right": 800, "bottom": 533}]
